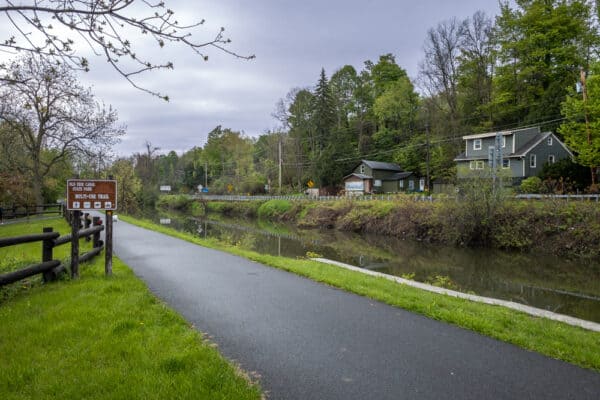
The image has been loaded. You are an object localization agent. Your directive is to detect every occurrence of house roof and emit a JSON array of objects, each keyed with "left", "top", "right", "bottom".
[
  {"left": 384, "top": 172, "right": 414, "bottom": 180},
  {"left": 462, "top": 126, "right": 540, "bottom": 140},
  {"left": 454, "top": 131, "right": 573, "bottom": 161},
  {"left": 343, "top": 173, "right": 372, "bottom": 180},
  {"left": 360, "top": 160, "right": 403, "bottom": 172}
]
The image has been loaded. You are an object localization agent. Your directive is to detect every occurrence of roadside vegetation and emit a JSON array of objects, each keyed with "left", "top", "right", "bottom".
[
  {"left": 157, "top": 195, "right": 600, "bottom": 260},
  {"left": 119, "top": 214, "right": 600, "bottom": 372},
  {"left": 0, "top": 219, "right": 261, "bottom": 400}
]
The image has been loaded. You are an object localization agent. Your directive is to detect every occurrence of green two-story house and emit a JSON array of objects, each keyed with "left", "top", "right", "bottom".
[
  {"left": 454, "top": 127, "right": 573, "bottom": 183},
  {"left": 343, "top": 160, "right": 421, "bottom": 194}
]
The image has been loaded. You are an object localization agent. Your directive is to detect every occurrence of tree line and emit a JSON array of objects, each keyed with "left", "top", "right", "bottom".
[{"left": 2, "top": 0, "right": 600, "bottom": 212}]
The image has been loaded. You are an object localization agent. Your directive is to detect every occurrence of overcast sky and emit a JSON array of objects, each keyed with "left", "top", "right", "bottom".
[{"left": 2, "top": 0, "right": 507, "bottom": 156}]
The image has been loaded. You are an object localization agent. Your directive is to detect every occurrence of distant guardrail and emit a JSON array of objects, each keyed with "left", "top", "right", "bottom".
[
  {"left": 516, "top": 194, "right": 599, "bottom": 202},
  {"left": 191, "top": 194, "right": 435, "bottom": 202},
  {"left": 190, "top": 193, "right": 599, "bottom": 203}
]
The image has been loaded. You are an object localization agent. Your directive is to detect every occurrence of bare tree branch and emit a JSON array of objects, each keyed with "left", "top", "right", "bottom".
[{"left": 0, "top": 1, "right": 255, "bottom": 99}]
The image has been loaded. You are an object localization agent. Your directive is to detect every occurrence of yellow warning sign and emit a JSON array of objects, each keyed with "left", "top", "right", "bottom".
[{"left": 307, "top": 180, "right": 314, "bottom": 188}]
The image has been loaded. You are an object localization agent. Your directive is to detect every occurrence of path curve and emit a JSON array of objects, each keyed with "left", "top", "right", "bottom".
[{"left": 111, "top": 219, "right": 600, "bottom": 400}]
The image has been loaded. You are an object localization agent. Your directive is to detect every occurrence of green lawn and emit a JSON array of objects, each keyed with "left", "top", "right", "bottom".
[
  {"left": 0, "top": 218, "right": 261, "bottom": 400},
  {"left": 120, "top": 214, "right": 600, "bottom": 372}
]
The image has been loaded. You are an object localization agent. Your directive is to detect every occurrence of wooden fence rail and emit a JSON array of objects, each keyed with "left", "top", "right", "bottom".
[
  {"left": 0, "top": 203, "right": 63, "bottom": 221},
  {"left": 0, "top": 216, "right": 104, "bottom": 287}
]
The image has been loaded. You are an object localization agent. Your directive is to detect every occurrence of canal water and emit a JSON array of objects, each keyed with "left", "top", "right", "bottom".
[{"left": 149, "top": 211, "right": 600, "bottom": 323}]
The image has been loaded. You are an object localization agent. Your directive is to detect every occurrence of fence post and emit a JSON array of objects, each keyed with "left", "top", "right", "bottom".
[
  {"left": 105, "top": 210, "right": 113, "bottom": 276},
  {"left": 42, "top": 227, "right": 54, "bottom": 282},
  {"left": 92, "top": 216, "right": 101, "bottom": 248},
  {"left": 71, "top": 210, "right": 80, "bottom": 279}
]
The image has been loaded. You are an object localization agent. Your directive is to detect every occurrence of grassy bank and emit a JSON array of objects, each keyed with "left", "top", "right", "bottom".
[
  {"left": 165, "top": 197, "right": 600, "bottom": 259},
  {"left": 0, "top": 219, "right": 261, "bottom": 400},
  {"left": 119, "top": 214, "right": 600, "bottom": 371}
]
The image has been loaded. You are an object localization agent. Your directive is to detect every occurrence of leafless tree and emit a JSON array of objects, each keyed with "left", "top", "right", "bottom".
[
  {"left": 0, "top": 0, "right": 254, "bottom": 99},
  {"left": 0, "top": 54, "right": 125, "bottom": 205},
  {"left": 419, "top": 18, "right": 464, "bottom": 136},
  {"left": 459, "top": 11, "right": 494, "bottom": 122}
]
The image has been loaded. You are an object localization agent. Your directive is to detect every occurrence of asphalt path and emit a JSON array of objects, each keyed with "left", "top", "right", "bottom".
[{"left": 111, "top": 219, "right": 600, "bottom": 399}]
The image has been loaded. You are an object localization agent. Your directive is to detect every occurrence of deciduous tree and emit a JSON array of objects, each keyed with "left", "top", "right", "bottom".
[{"left": 0, "top": 55, "right": 124, "bottom": 206}]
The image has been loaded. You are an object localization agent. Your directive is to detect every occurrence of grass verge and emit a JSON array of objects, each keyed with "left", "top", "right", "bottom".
[
  {"left": 0, "top": 219, "right": 262, "bottom": 400},
  {"left": 119, "top": 214, "right": 600, "bottom": 372}
]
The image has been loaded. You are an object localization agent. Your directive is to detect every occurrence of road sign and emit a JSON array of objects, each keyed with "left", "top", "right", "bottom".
[
  {"left": 227, "top": 184, "right": 234, "bottom": 193},
  {"left": 202, "top": 187, "right": 209, "bottom": 193},
  {"left": 307, "top": 180, "right": 314, "bottom": 188},
  {"left": 67, "top": 179, "right": 117, "bottom": 211}
]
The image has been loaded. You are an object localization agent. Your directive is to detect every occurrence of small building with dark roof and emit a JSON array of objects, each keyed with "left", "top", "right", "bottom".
[
  {"left": 343, "top": 160, "right": 422, "bottom": 194},
  {"left": 454, "top": 127, "right": 573, "bottom": 183}
]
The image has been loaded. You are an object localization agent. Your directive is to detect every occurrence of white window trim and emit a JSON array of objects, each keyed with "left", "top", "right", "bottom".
[
  {"left": 530, "top": 154, "right": 537, "bottom": 168},
  {"left": 502, "top": 159, "right": 510, "bottom": 169},
  {"left": 408, "top": 180, "right": 415, "bottom": 190},
  {"left": 502, "top": 136, "right": 506, "bottom": 148},
  {"left": 547, "top": 137, "right": 553, "bottom": 146},
  {"left": 469, "top": 161, "right": 475, "bottom": 170},
  {"left": 475, "top": 160, "right": 484, "bottom": 170},
  {"left": 360, "top": 165, "right": 365, "bottom": 174},
  {"left": 548, "top": 154, "right": 555, "bottom": 164},
  {"left": 473, "top": 139, "right": 482, "bottom": 150},
  {"left": 399, "top": 180, "right": 404, "bottom": 188}
]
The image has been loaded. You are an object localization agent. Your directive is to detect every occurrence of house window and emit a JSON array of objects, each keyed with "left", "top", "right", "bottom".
[
  {"left": 399, "top": 180, "right": 404, "bottom": 189},
  {"left": 469, "top": 161, "right": 475, "bottom": 170},
  {"left": 502, "top": 136, "right": 506, "bottom": 148},
  {"left": 548, "top": 155, "right": 555, "bottom": 164},
  {"left": 473, "top": 139, "right": 482, "bottom": 150},
  {"left": 547, "top": 137, "right": 553, "bottom": 146},
  {"left": 530, "top": 154, "right": 537, "bottom": 168},
  {"left": 374, "top": 179, "right": 382, "bottom": 187},
  {"left": 408, "top": 180, "right": 415, "bottom": 190},
  {"left": 360, "top": 164, "right": 365, "bottom": 174},
  {"left": 475, "top": 161, "right": 484, "bottom": 170},
  {"left": 502, "top": 159, "right": 510, "bottom": 169}
]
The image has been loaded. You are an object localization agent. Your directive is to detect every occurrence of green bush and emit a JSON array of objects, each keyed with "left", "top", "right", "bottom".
[
  {"left": 520, "top": 176, "right": 543, "bottom": 193},
  {"left": 257, "top": 200, "right": 292, "bottom": 219}
]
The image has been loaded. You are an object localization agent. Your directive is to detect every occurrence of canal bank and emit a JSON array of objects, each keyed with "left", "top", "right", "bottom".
[
  {"left": 175, "top": 196, "right": 600, "bottom": 260},
  {"left": 313, "top": 257, "right": 600, "bottom": 332}
]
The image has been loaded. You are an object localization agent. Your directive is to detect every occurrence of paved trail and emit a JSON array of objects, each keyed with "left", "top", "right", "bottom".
[{"left": 112, "top": 219, "right": 600, "bottom": 400}]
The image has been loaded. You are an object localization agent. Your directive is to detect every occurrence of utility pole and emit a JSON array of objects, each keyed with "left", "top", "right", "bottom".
[
  {"left": 580, "top": 67, "right": 596, "bottom": 185},
  {"left": 205, "top": 162, "right": 208, "bottom": 188},
  {"left": 278, "top": 134, "right": 283, "bottom": 194},
  {"left": 425, "top": 123, "right": 431, "bottom": 192}
]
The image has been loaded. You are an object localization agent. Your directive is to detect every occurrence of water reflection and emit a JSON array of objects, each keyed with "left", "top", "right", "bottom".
[{"left": 145, "top": 211, "right": 600, "bottom": 323}]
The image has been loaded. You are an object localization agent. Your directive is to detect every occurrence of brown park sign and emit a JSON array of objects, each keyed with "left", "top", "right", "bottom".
[{"left": 67, "top": 179, "right": 117, "bottom": 211}]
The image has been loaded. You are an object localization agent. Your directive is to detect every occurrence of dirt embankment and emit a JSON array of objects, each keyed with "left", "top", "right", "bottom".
[{"left": 198, "top": 198, "right": 600, "bottom": 260}]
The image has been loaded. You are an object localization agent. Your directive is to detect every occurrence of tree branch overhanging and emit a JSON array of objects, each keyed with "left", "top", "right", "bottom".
[{"left": 0, "top": 1, "right": 255, "bottom": 99}]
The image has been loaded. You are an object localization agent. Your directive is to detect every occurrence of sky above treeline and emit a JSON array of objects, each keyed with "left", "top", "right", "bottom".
[{"left": 2, "top": 0, "right": 508, "bottom": 156}]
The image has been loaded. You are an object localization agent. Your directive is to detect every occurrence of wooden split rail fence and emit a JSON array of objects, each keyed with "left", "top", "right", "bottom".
[
  {"left": 0, "top": 215, "right": 104, "bottom": 286},
  {"left": 0, "top": 203, "right": 63, "bottom": 221}
]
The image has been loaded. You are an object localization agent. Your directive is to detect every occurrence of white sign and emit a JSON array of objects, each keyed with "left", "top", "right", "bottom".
[{"left": 345, "top": 181, "right": 364, "bottom": 191}]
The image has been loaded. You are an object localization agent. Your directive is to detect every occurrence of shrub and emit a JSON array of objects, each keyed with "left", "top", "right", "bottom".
[
  {"left": 257, "top": 200, "right": 292, "bottom": 219},
  {"left": 520, "top": 176, "right": 543, "bottom": 194}
]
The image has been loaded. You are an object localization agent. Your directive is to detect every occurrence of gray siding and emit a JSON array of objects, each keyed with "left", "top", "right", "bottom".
[
  {"left": 353, "top": 164, "right": 373, "bottom": 177},
  {"left": 524, "top": 135, "right": 572, "bottom": 176}
]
